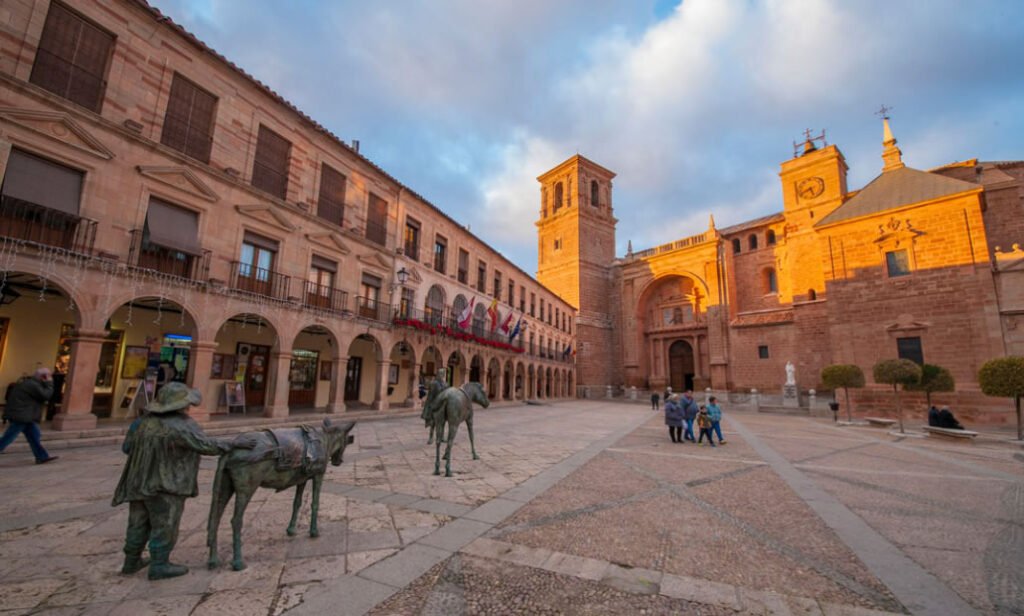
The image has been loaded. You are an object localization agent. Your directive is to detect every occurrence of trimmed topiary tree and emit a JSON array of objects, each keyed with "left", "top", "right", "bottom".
[
  {"left": 906, "top": 364, "right": 955, "bottom": 409},
  {"left": 978, "top": 356, "right": 1024, "bottom": 441},
  {"left": 873, "top": 359, "right": 922, "bottom": 434},
  {"left": 820, "top": 364, "right": 865, "bottom": 423}
]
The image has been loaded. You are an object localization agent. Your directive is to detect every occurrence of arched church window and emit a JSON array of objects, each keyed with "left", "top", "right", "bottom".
[
  {"left": 749, "top": 234, "right": 758, "bottom": 250},
  {"left": 763, "top": 268, "right": 777, "bottom": 294},
  {"left": 732, "top": 238, "right": 741, "bottom": 254},
  {"left": 767, "top": 229, "right": 776, "bottom": 245},
  {"left": 807, "top": 289, "right": 817, "bottom": 300},
  {"left": 554, "top": 182, "right": 563, "bottom": 212},
  {"left": 590, "top": 180, "right": 599, "bottom": 207}
]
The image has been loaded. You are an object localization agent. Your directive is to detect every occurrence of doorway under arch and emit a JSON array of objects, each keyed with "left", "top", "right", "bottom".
[{"left": 668, "top": 340, "right": 695, "bottom": 392}]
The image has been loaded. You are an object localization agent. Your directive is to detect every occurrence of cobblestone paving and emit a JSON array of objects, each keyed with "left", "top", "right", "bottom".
[{"left": 0, "top": 401, "right": 1020, "bottom": 615}]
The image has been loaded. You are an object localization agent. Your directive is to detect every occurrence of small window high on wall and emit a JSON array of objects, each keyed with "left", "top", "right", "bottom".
[
  {"left": 553, "top": 182, "right": 563, "bottom": 212},
  {"left": 897, "top": 337, "right": 924, "bottom": 365}
]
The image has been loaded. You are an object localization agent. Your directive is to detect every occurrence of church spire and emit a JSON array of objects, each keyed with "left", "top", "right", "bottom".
[{"left": 878, "top": 105, "right": 904, "bottom": 172}]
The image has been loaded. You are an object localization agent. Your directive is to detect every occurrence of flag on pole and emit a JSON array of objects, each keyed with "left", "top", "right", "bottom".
[
  {"left": 508, "top": 315, "right": 523, "bottom": 342},
  {"left": 563, "top": 344, "right": 572, "bottom": 358},
  {"left": 486, "top": 298, "right": 499, "bottom": 331},
  {"left": 457, "top": 297, "right": 476, "bottom": 329},
  {"left": 499, "top": 310, "right": 515, "bottom": 335}
]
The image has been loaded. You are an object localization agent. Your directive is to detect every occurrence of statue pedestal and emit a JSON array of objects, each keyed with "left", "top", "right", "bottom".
[{"left": 782, "top": 384, "right": 799, "bottom": 408}]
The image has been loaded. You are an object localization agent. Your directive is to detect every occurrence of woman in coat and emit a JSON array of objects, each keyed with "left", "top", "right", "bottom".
[{"left": 664, "top": 394, "right": 685, "bottom": 443}]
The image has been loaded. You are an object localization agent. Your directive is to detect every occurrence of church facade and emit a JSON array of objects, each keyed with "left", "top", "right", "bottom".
[{"left": 537, "top": 125, "right": 1024, "bottom": 423}]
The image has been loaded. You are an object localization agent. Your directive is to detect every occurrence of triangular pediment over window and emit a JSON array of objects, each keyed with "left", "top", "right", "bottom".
[
  {"left": 884, "top": 314, "right": 930, "bottom": 334},
  {"left": 305, "top": 231, "right": 351, "bottom": 255},
  {"left": 0, "top": 107, "right": 114, "bottom": 160},
  {"left": 357, "top": 252, "right": 392, "bottom": 272},
  {"left": 236, "top": 204, "right": 297, "bottom": 232},
  {"left": 137, "top": 166, "right": 219, "bottom": 202}
]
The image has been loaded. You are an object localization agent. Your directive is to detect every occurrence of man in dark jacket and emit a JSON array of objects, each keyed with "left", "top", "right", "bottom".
[
  {"left": 680, "top": 390, "right": 699, "bottom": 442},
  {"left": 0, "top": 368, "right": 58, "bottom": 464},
  {"left": 112, "top": 382, "right": 230, "bottom": 580}
]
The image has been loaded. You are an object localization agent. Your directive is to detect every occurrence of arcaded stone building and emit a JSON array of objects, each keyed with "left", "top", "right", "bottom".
[
  {"left": 537, "top": 128, "right": 1023, "bottom": 423},
  {"left": 0, "top": 0, "right": 576, "bottom": 431}
]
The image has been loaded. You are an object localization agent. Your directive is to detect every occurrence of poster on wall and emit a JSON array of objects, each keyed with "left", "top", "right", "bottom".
[
  {"left": 224, "top": 381, "right": 246, "bottom": 414},
  {"left": 319, "top": 360, "right": 332, "bottom": 381},
  {"left": 121, "top": 346, "right": 148, "bottom": 379}
]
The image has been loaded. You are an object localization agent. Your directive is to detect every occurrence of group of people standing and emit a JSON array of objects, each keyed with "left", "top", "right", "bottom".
[{"left": 659, "top": 389, "right": 726, "bottom": 446}]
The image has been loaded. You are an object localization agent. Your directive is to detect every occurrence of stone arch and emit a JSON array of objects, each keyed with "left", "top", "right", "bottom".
[
  {"left": 545, "top": 367, "right": 552, "bottom": 398},
  {"left": 214, "top": 313, "right": 280, "bottom": 412},
  {"left": 289, "top": 324, "right": 337, "bottom": 409},
  {"left": 447, "top": 349, "right": 467, "bottom": 386},
  {"left": 748, "top": 233, "right": 758, "bottom": 250},
  {"left": 452, "top": 294, "right": 468, "bottom": 323},
  {"left": 762, "top": 267, "right": 778, "bottom": 294},
  {"left": 345, "top": 333, "right": 383, "bottom": 408},
  {"left": 487, "top": 356, "right": 501, "bottom": 399},
  {"left": 516, "top": 362, "right": 526, "bottom": 400},
  {"left": 527, "top": 364, "right": 535, "bottom": 399},
  {"left": 504, "top": 359, "right": 515, "bottom": 399},
  {"left": 553, "top": 181, "right": 564, "bottom": 212},
  {"left": 469, "top": 353, "right": 484, "bottom": 382},
  {"left": 387, "top": 339, "right": 416, "bottom": 406},
  {"left": 425, "top": 284, "right": 446, "bottom": 324},
  {"left": 0, "top": 271, "right": 87, "bottom": 426}
]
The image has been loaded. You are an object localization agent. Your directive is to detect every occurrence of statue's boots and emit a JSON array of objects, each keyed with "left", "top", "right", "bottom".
[
  {"left": 121, "top": 554, "right": 149, "bottom": 575},
  {"left": 148, "top": 551, "right": 189, "bottom": 580}
]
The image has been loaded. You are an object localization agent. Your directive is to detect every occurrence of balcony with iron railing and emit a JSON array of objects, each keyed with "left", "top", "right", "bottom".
[
  {"left": 128, "top": 229, "right": 210, "bottom": 282},
  {"left": 303, "top": 280, "right": 348, "bottom": 313},
  {"left": 229, "top": 261, "right": 290, "bottom": 300},
  {"left": 0, "top": 196, "right": 97, "bottom": 255},
  {"left": 356, "top": 296, "right": 391, "bottom": 322}
]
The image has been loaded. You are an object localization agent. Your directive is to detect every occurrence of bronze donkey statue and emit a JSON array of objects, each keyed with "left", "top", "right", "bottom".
[{"left": 207, "top": 418, "right": 355, "bottom": 571}]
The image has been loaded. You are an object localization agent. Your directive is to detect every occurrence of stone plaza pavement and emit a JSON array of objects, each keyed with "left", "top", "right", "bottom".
[{"left": 0, "top": 401, "right": 1022, "bottom": 615}]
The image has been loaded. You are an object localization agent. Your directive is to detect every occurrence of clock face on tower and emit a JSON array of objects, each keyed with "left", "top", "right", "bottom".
[{"left": 797, "top": 177, "right": 825, "bottom": 201}]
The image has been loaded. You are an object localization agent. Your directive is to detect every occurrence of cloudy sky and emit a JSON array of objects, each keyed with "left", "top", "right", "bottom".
[{"left": 152, "top": 0, "right": 1024, "bottom": 274}]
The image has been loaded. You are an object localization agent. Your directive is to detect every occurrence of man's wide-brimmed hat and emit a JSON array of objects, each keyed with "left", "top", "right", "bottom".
[{"left": 145, "top": 382, "right": 201, "bottom": 414}]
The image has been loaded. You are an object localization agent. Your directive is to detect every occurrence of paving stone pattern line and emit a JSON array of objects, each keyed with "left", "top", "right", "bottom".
[
  {"left": 0, "top": 500, "right": 111, "bottom": 533},
  {"left": 285, "top": 405, "right": 653, "bottom": 615},
  {"left": 608, "top": 450, "right": 893, "bottom": 607},
  {"left": 729, "top": 414, "right": 980, "bottom": 616},
  {"left": 983, "top": 482, "right": 1024, "bottom": 614},
  {"left": 462, "top": 537, "right": 904, "bottom": 616}
]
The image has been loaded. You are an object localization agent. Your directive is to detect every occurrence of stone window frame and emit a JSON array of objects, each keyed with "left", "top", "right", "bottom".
[
  {"left": 874, "top": 217, "right": 923, "bottom": 280},
  {"left": 758, "top": 345, "right": 770, "bottom": 359},
  {"left": 761, "top": 267, "right": 778, "bottom": 295}
]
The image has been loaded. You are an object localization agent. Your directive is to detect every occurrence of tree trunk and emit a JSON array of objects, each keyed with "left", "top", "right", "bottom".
[
  {"left": 1016, "top": 395, "right": 1021, "bottom": 441},
  {"left": 895, "top": 385, "right": 904, "bottom": 434},
  {"left": 845, "top": 387, "right": 852, "bottom": 423}
]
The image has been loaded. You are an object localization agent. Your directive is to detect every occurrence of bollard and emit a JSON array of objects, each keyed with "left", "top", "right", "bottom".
[
  {"left": 606, "top": 385, "right": 613, "bottom": 399},
  {"left": 630, "top": 386, "right": 637, "bottom": 401},
  {"left": 751, "top": 388, "right": 759, "bottom": 412}
]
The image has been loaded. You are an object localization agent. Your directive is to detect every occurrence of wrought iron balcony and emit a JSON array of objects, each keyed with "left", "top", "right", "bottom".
[
  {"left": 229, "top": 261, "right": 290, "bottom": 300},
  {"left": 129, "top": 229, "right": 210, "bottom": 282},
  {"left": 303, "top": 280, "right": 348, "bottom": 313},
  {"left": 356, "top": 296, "right": 391, "bottom": 322},
  {"left": 0, "top": 196, "right": 97, "bottom": 254}
]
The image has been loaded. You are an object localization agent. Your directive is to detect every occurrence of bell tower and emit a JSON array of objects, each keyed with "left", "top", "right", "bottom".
[{"left": 536, "top": 154, "right": 617, "bottom": 389}]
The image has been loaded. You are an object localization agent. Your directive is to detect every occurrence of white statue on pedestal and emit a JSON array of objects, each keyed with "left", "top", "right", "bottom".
[{"left": 785, "top": 361, "right": 796, "bottom": 386}]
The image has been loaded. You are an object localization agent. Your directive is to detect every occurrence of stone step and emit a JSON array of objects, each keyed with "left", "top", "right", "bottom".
[{"left": 756, "top": 405, "right": 810, "bottom": 416}]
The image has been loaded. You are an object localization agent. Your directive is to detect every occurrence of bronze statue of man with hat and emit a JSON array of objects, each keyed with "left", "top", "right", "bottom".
[{"left": 112, "top": 382, "right": 234, "bottom": 580}]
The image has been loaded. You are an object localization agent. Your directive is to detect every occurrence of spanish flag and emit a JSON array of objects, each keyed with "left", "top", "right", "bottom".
[{"left": 486, "top": 298, "right": 499, "bottom": 331}]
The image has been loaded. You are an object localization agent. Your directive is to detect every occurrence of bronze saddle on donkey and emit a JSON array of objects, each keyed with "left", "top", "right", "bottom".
[{"left": 231, "top": 425, "right": 328, "bottom": 478}]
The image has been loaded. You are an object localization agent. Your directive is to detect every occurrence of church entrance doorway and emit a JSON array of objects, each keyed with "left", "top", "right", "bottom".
[{"left": 668, "top": 340, "right": 694, "bottom": 392}]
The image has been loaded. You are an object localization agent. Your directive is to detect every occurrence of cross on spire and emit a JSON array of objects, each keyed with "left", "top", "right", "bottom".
[{"left": 876, "top": 104, "right": 892, "bottom": 120}]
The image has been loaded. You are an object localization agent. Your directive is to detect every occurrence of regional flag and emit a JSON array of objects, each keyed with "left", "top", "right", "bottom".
[
  {"left": 563, "top": 344, "right": 572, "bottom": 358},
  {"left": 486, "top": 298, "right": 499, "bottom": 331},
  {"left": 457, "top": 297, "right": 476, "bottom": 329},
  {"left": 499, "top": 310, "right": 515, "bottom": 335}
]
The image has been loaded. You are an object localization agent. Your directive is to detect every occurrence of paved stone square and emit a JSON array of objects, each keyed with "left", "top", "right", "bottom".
[{"left": 0, "top": 401, "right": 1022, "bottom": 615}]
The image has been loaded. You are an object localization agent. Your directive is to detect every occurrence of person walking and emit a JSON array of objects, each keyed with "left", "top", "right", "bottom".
[
  {"left": 0, "top": 368, "right": 58, "bottom": 464},
  {"left": 651, "top": 391, "right": 660, "bottom": 411},
  {"left": 112, "top": 382, "right": 232, "bottom": 580},
  {"left": 696, "top": 405, "right": 716, "bottom": 447},
  {"left": 707, "top": 396, "right": 726, "bottom": 445},
  {"left": 681, "top": 390, "right": 698, "bottom": 442},
  {"left": 664, "top": 394, "right": 684, "bottom": 443}
]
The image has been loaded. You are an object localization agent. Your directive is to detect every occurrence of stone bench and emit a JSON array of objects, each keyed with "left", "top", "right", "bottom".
[
  {"left": 865, "top": 417, "right": 897, "bottom": 428},
  {"left": 922, "top": 426, "right": 978, "bottom": 440}
]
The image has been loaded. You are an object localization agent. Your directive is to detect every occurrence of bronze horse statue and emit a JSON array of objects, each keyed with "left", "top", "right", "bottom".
[
  {"left": 431, "top": 381, "right": 489, "bottom": 477},
  {"left": 206, "top": 418, "right": 355, "bottom": 571}
]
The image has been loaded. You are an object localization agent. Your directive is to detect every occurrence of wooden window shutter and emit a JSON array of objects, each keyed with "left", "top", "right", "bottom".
[
  {"left": 317, "top": 164, "right": 346, "bottom": 226},
  {"left": 365, "top": 193, "right": 388, "bottom": 245},
  {"left": 30, "top": 2, "right": 114, "bottom": 112},
  {"left": 161, "top": 73, "right": 217, "bottom": 163},
  {"left": 252, "top": 125, "right": 291, "bottom": 200}
]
